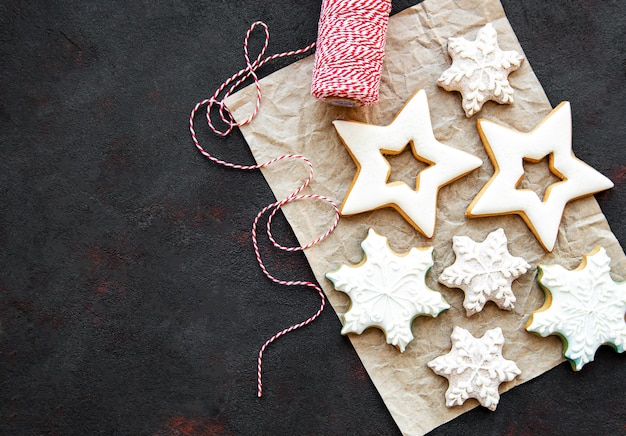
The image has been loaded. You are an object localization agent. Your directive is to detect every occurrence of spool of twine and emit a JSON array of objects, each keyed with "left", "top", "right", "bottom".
[{"left": 311, "top": 0, "right": 392, "bottom": 107}]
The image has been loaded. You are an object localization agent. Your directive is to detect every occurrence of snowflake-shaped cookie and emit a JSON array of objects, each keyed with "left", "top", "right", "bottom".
[
  {"left": 526, "top": 247, "right": 626, "bottom": 371},
  {"left": 325, "top": 228, "right": 449, "bottom": 352},
  {"left": 439, "top": 228, "right": 530, "bottom": 316},
  {"left": 428, "top": 326, "right": 521, "bottom": 411},
  {"left": 438, "top": 23, "right": 525, "bottom": 117}
]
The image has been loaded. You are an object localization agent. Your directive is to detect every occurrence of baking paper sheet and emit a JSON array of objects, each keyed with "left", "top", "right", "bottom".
[{"left": 224, "top": 0, "right": 626, "bottom": 434}]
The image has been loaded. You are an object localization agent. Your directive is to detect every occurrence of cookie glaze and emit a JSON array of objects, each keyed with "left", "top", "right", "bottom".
[
  {"left": 333, "top": 90, "right": 482, "bottom": 238},
  {"left": 428, "top": 326, "right": 521, "bottom": 411},
  {"left": 526, "top": 247, "right": 626, "bottom": 371},
  {"left": 439, "top": 228, "right": 530, "bottom": 316},
  {"left": 467, "top": 101, "right": 614, "bottom": 252},
  {"left": 326, "top": 228, "right": 449, "bottom": 352},
  {"left": 438, "top": 23, "right": 525, "bottom": 117}
]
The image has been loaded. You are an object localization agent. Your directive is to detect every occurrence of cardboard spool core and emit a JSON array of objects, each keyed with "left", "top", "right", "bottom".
[{"left": 326, "top": 97, "right": 361, "bottom": 107}]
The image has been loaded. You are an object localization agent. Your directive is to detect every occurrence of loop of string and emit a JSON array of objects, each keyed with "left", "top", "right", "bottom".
[
  {"left": 189, "top": 21, "right": 340, "bottom": 398},
  {"left": 199, "top": 21, "right": 316, "bottom": 137}
]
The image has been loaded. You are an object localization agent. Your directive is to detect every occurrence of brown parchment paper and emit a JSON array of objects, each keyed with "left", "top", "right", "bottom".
[{"left": 224, "top": 0, "right": 626, "bottom": 434}]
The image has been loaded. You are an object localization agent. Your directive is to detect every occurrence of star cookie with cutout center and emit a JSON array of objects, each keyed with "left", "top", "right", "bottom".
[
  {"left": 428, "top": 326, "right": 521, "bottom": 411},
  {"left": 333, "top": 90, "right": 482, "bottom": 238},
  {"left": 467, "top": 101, "right": 614, "bottom": 252},
  {"left": 326, "top": 228, "right": 450, "bottom": 352},
  {"left": 526, "top": 247, "right": 626, "bottom": 371}
]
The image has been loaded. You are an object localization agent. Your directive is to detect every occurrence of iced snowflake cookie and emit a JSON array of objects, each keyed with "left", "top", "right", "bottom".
[
  {"left": 438, "top": 23, "right": 525, "bottom": 117},
  {"left": 325, "top": 228, "right": 449, "bottom": 352},
  {"left": 439, "top": 228, "right": 530, "bottom": 316},
  {"left": 428, "top": 326, "right": 521, "bottom": 411},
  {"left": 333, "top": 90, "right": 482, "bottom": 238},
  {"left": 526, "top": 247, "right": 626, "bottom": 370},
  {"left": 467, "top": 101, "right": 614, "bottom": 252}
]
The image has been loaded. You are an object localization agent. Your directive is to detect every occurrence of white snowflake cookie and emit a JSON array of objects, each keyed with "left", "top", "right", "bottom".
[
  {"left": 325, "top": 228, "right": 449, "bottom": 352},
  {"left": 428, "top": 326, "right": 521, "bottom": 411},
  {"left": 333, "top": 89, "right": 482, "bottom": 238},
  {"left": 439, "top": 228, "right": 530, "bottom": 316},
  {"left": 526, "top": 247, "right": 626, "bottom": 371},
  {"left": 438, "top": 23, "right": 525, "bottom": 117}
]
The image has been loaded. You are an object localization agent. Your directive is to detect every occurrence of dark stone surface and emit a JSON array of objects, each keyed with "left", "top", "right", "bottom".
[{"left": 0, "top": 1, "right": 624, "bottom": 434}]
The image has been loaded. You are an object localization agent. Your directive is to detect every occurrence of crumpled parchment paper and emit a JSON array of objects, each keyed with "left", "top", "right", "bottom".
[{"left": 224, "top": 0, "right": 626, "bottom": 434}]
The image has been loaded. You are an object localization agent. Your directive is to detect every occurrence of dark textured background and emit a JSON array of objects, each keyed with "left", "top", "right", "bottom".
[{"left": 1, "top": 1, "right": 624, "bottom": 435}]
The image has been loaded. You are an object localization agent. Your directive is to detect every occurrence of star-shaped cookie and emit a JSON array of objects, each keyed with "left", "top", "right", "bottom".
[
  {"left": 333, "top": 90, "right": 482, "bottom": 238},
  {"left": 526, "top": 247, "right": 626, "bottom": 371},
  {"left": 428, "top": 326, "right": 521, "bottom": 411},
  {"left": 438, "top": 23, "right": 525, "bottom": 117},
  {"left": 439, "top": 228, "right": 530, "bottom": 316},
  {"left": 325, "top": 228, "right": 449, "bottom": 352},
  {"left": 467, "top": 101, "right": 614, "bottom": 252}
]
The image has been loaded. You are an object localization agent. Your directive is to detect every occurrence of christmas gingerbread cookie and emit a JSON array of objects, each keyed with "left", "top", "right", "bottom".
[
  {"left": 526, "top": 246, "right": 626, "bottom": 371},
  {"left": 333, "top": 89, "right": 482, "bottom": 238},
  {"left": 325, "top": 228, "right": 449, "bottom": 352},
  {"left": 467, "top": 101, "right": 614, "bottom": 252},
  {"left": 439, "top": 228, "right": 530, "bottom": 316},
  {"left": 438, "top": 23, "right": 525, "bottom": 117},
  {"left": 428, "top": 326, "right": 521, "bottom": 411}
]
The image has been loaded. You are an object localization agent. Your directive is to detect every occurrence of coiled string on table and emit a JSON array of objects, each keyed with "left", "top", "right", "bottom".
[{"left": 189, "top": 21, "right": 340, "bottom": 398}]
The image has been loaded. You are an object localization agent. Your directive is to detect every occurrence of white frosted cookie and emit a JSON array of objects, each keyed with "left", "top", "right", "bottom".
[
  {"left": 526, "top": 247, "right": 626, "bottom": 371},
  {"left": 467, "top": 101, "right": 614, "bottom": 252},
  {"left": 439, "top": 228, "right": 530, "bottom": 316},
  {"left": 438, "top": 23, "right": 525, "bottom": 117},
  {"left": 333, "top": 89, "right": 482, "bottom": 238},
  {"left": 325, "top": 228, "right": 449, "bottom": 352},
  {"left": 428, "top": 326, "right": 521, "bottom": 411}
]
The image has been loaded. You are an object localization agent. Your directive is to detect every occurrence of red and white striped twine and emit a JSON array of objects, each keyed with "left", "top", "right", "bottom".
[
  {"left": 189, "top": 20, "right": 340, "bottom": 397},
  {"left": 311, "top": 0, "right": 391, "bottom": 106}
]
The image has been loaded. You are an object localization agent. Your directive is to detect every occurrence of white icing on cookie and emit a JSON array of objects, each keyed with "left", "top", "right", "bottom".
[
  {"left": 526, "top": 247, "right": 626, "bottom": 371},
  {"left": 325, "top": 228, "right": 449, "bottom": 352},
  {"left": 333, "top": 90, "right": 482, "bottom": 238},
  {"left": 428, "top": 326, "right": 521, "bottom": 411},
  {"left": 439, "top": 228, "right": 530, "bottom": 316},
  {"left": 438, "top": 23, "right": 525, "bottom": 117},
  {"left": 467, "top": 101, "right": 614, "bottom": 252}
]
